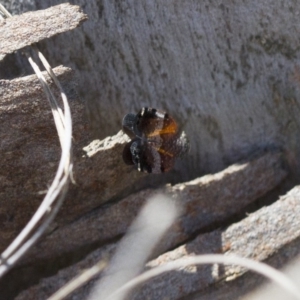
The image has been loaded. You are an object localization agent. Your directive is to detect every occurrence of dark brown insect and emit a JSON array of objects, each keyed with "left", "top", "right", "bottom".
[{"left": 122, "top": 107, "right": 189, "bottom": 173}]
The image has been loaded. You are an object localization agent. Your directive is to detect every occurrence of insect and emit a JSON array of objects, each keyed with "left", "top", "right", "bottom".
[{"left": 122, "top": 107, "right": 189, "bottom": 173}]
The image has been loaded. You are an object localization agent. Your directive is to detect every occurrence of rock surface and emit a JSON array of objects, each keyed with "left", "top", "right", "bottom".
[
  {"left": 0, "top": 3, "right": 87, "bottom": 55},
  {"left": 15, "top": 185, "right": 300, "bottom": 300},
  {"left": 1, "top": 2, "right": 300, "bottom": 300},
  {"left": 24, "top": 151, "right": 287, "bottom": 264}
]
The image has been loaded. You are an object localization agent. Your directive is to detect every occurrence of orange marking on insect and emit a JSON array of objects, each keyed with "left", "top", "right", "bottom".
[
  {"left": 147, "top": 124, "right": 178, "bottom": 137},
  {"left": 155, "top": 147, "right": 174, "bottom": 157}
]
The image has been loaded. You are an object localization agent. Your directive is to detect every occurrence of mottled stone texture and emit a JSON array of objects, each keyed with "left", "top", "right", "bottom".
[
  {"left": 23, "top": 152, "right": 286, "bottom": 265},
  {"left": 0, "top": 3, "right": 87, "bottom": 55},
  {"left": 2, "top": 1, "right": 300, "bottom": 300},
  {"left": 9, "top": 0, "right": 300, "bottom": 181},
  {"left": 15, "top": 186, "right": 300, "bottom": 300}
]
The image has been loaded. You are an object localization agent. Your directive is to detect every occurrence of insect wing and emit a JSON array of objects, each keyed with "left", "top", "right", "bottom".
[{"left": 136, "top": 107, "right": 178, "bottom": 138}]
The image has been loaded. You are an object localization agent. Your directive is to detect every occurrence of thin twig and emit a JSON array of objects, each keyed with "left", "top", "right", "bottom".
[{"left": 48, "top": 261, "right": 107, "bottom": 300}]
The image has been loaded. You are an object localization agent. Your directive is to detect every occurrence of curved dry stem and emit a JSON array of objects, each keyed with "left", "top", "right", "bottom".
[
  {"left": 0, "top": 3, "right": 11, "bottom": 18},
  {"left": 47, "top": 262, "right": 107, "bottom": 300},
  {"left": 0, "top": 4, "right": 73, "bottom": 278},
  {"left": 104, "top": 255, "right": 300, "bottom": 300}
]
